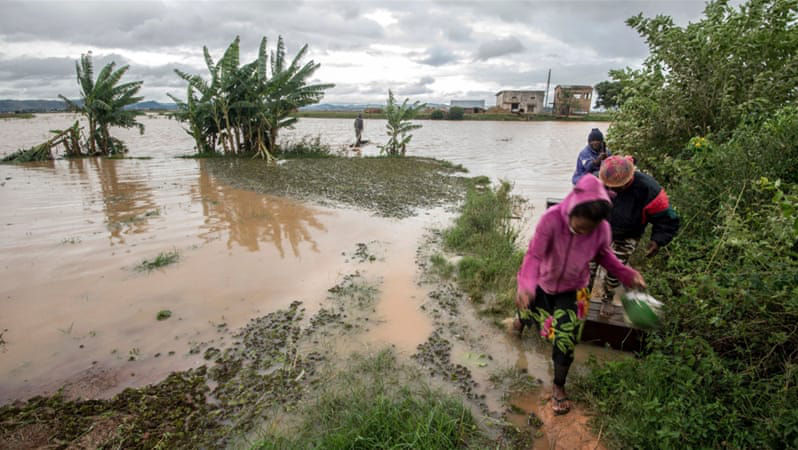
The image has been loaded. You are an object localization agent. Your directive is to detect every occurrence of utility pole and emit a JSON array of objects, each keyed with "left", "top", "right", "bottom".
[{"left": 544, "top": 68, "right": 551, "bottom": 114}]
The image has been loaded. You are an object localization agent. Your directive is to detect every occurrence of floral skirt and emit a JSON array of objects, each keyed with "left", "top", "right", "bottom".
[{"left": 518, "top": 287, "right": 589, "bottom": 368}]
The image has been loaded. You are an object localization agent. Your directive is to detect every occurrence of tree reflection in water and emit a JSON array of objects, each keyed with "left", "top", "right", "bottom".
[
  {"left": 88, "top": 158, "right": 158, "bottom": 244},
  {"left": 194, "top": 160, "right": 328, "bottom": 257}
]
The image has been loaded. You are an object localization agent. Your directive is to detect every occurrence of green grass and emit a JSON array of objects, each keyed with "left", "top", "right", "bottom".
[
  {"left": 156, "top": 310, "right": 172, "bottom": 321},
  {"left": 135, "top": 250, "right": 179, "bottom": 272},
  {"left": 429, "top": 253, "right": 455, "bottom": 280},
  {"left": 0, "top": 112, "right": 35, "bottom": 119},
  {"left": 442, "top": 180, "right": 525, "bottom": 316},
  {"left": 253, "top": 349, "right": 485, "bottom": 449}
]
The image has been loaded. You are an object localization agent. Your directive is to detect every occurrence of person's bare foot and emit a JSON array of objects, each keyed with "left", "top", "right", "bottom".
[{"left": 552, "top": 384, "right": 571, "bottom": 415}]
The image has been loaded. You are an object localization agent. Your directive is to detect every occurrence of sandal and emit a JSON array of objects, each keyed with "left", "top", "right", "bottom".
[{"left": 551, "top": 396, "right": 571, "bottom": 415}]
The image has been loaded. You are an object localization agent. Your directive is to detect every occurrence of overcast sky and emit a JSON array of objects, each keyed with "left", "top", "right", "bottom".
[{"left": 0, "top": 0, "right": 713, "bottom": 105}]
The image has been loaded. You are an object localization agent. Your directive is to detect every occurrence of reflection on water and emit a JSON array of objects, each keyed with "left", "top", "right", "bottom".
[
  {"left": 92, "top": 158, "right": 158, "bottom": 243},
  {"left": 193, "top": 160, "right": 328, "bottom": 257}
]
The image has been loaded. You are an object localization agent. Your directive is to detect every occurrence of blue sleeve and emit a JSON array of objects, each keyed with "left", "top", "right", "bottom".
[{"left": 572, "top": 155, "right": 586, "bottom": 184}]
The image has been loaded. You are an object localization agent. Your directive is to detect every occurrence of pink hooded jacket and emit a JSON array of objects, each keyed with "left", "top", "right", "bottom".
[{"left": 517, "top": 174, "right": 639, "bottom": 295}]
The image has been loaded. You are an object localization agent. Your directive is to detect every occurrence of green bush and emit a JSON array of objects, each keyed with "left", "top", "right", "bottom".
[
  {"left": 430, "top": 109, "right": 445, "bottom": 120},
  {"left": 607, "top": 0, "right": 798, "bottom": 181},
  {"left": 447, "top": 106, "right": 464, "bottom": 120},
  {"left": 278, "top": 134, "right": 333, "bottom": 158},
  {"left": 580, "top": 1, "right": 798, "bottom": 447}
]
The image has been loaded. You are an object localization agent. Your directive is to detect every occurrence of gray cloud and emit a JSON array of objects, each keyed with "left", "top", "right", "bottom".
[
  {"left": 416, "top": 47, "right": 458, "bottom": 66},
  {"left": 0, "top": 1, "right": 718, "bottom": 103},
  {"left": 475, "top": 37, "right": 525, "bottom": 61}
]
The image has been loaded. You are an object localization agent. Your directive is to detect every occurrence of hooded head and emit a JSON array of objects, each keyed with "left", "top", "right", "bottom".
[
  {"left": 588, "top": 128, "right": 604, "bottom": 143},
  {"left": 558, "top": 174, "right": 612, "bottom": 234}
]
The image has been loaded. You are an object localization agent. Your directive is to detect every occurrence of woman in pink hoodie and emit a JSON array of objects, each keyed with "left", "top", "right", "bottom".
[{"left": 515, "top": 174, "right": 646, "bottom": 415}]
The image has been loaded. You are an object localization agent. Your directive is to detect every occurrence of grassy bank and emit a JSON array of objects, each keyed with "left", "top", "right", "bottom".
[
  {"left": 432, "top": 179, "right": 525, "bottom": 319},
  {"left": 204, "top": 156, "right": 470, "bottom": 218},
  {"left": 254, "top": 349, "right": 485, "bottom": 449},
  {"left": 293, "top": 110, "right": 613, "bottom": 122}
]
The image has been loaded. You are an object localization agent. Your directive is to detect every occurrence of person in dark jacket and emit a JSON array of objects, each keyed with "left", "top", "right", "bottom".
[
  {"left": 595, "top": 155, "right": 680, "bottom": 311},
  {"left": 354, "top": 113, "right": 364, "bottom": 146},
  {"left": 572, "top": 128, "right": 611, "bottom": 185}
]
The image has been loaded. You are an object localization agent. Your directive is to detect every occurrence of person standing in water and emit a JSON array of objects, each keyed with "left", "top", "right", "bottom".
[
  {"left": 514, "top": 174, "right": 646, "bottom": 415},
  {"left": 354, "top": 113, "right": 364, "bottom": 146}
]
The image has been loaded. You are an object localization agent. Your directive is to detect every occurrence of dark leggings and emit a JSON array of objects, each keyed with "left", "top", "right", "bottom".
[{"left": 519, "top": 287, "right": 579, "bottom": 387}]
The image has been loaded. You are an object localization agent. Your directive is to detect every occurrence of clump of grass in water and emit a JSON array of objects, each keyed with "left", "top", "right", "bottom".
[
  {"left": 156, "top": 310, "right": 172, "bottom": 321},
  {"left": 429, "top": 253, "right": 455, "bottom": 280},
  {"left": 443, "top": 180, "right": 524, "bottom": 316},
  {"left": 136, "top": 250, "right": 179, "bottom": 272},
  {"left": 255, "top": 349, "right": 486, "bottom": 449}
]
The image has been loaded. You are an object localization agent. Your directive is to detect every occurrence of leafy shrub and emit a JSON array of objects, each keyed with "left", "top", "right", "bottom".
[
  {"left": 279, "top": 134, "right": 333, "bottom": 158},
  {"left": 430, "top": 109, "right": 445, "bottom": 120},
  {"left": 447, "top": 106, "right": 464, "bottom": 120},
  {"left": 580, "top": 1, "right": 798, "bottom": 446}
]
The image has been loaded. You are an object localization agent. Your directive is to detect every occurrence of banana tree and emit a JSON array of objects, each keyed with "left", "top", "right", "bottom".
[
  {"left": 260, "top": 36, "right": 333, "bottom": 157},
  {"left": 380, "top": 90, "right": 425, "bottom": 156},
  {"left": 59, "top": 52, "right": 144, "bottom": 155},
  {"left": 169, "top": 35, "right": 333, "bottom": 159}
]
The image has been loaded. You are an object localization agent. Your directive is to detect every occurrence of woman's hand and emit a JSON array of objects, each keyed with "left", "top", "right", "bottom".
[
  {"left": 515, "top": 290, "right": 534, "bottom": 309},
  {"left": 629, "top": 272, "right": 647, "bottom": 290}
]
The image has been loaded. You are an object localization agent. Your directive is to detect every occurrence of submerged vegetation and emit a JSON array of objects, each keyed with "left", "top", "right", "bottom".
[
  {"left": 576, "top": 1, "right": 798, "bottom": 447},
  {"left": 169, "top": 36, "right": 333, "bottom": 160},
  {"left": 135, "top": 250, "right": 180, "bottom": 272},
  {"left": 205, "top": 156, "right": 469, "bottom": 218}
]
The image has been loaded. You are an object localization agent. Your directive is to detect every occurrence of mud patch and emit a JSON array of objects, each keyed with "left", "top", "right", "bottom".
[
  {"left": 413, "top": 229, "right": 610, "bottom": 449},
  {"left": 0, "top": 274, "right": 382, "bottom": 449}
]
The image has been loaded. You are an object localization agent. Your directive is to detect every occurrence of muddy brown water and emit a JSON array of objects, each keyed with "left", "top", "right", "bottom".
[{"left": 0, "top": 114, "right": 623, "bottom": 444}]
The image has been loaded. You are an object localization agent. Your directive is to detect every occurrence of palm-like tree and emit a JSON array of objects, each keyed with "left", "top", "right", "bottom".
[
  {"left": 380, "top": 90, "right": 425, "bottom": 156},
  {"left": 260, "top": 36, "right": 333, "bottom": 158},
  {"left": 169, "top": 36, "right": 333, "bottom": 159},
  {"left": 59, "top": 52, "right": 144, "bottom": 155}
]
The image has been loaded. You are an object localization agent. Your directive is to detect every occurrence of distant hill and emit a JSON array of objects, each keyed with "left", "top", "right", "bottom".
[
  {"left": 0, "top": 100, "right": 67, "bottom": 113},
  {"left": 0, "top": 99, "right": 177, "bottom": 113}
]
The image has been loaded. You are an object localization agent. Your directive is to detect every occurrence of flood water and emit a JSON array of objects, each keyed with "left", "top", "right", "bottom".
[{"left": 0, "top": 114, "right": 612, "bottom": 406}]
